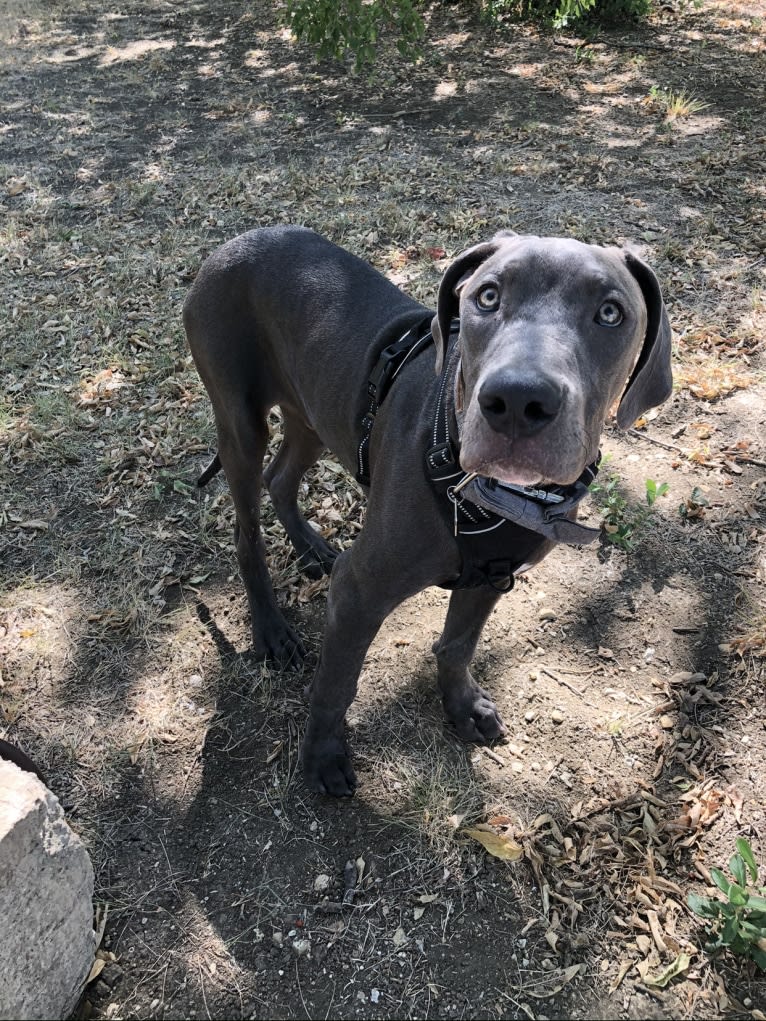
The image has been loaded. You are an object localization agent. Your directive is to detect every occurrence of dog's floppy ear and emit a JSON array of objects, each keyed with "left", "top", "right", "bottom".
[
  {"left": 431, "top": 240, "right": 501, "bottom": 374},
  {"left": 616, "top": 252, "right": 674, "bottom": 429}
]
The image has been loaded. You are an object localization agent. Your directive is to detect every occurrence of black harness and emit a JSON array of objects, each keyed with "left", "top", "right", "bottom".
[{"left": 357, "top": 317, "right": 601, "bottom": 592}]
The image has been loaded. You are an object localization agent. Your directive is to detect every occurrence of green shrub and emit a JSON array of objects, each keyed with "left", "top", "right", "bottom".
[
  {"left": 285, "top": 0, "right": 654, "bottom": 67},
  {"left": 284, "top": 0, "right": 425, "bottom": 68}
]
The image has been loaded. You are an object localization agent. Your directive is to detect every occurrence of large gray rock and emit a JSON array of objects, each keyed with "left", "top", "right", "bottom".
[{"left": 0, "top": 760, "right": 95, "bottom": 1020}]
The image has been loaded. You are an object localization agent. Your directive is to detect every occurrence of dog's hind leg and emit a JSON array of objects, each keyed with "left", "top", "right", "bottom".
[
  {"left": 263, "top": 408, "right": 339, "bottom": 580},
  {"left": 215, "top": 400, "right": 306, "bottom": 667},
  {"left": 433, "top": 587, "right": 508, "bottom": 743}
]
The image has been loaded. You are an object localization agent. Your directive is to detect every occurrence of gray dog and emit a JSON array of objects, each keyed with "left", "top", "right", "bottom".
[{"left": 184, "top": 227, "right": 672, "bottom": 796}]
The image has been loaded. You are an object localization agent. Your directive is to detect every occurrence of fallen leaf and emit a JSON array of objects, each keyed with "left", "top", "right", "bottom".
[
  {"left": 521, "top": 964, "right": 582, "bottom": 999},
  {"left": 610, "top": 959, "right": 633, "bottom": 992},
  {"left": 462, "top": 828, "right": 524, "bottom": 861},
  {"left": 86, "top": 957, "right": 106, "bottom": 984},
  {"left": 644, "top": 952, "right": 691, "bottom": 989}
]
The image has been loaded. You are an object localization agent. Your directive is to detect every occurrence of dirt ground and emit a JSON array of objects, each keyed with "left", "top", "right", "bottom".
[{"left": 1, "top": 0, "right": 765, "bottom": 1017}]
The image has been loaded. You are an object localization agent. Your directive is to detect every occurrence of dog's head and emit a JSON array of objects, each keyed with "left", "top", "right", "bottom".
[{"left": 432, "top": 232, "right": 673, "bottom": 486}]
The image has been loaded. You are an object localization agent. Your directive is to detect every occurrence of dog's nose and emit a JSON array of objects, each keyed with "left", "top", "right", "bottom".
[{"left": 478, "top": 372, "right": 563, "bottom": 436}]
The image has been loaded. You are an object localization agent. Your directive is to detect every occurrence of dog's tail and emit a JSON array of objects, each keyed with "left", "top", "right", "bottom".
[{"left": 197, "top": 452, "right": 222, "bottom": 487}]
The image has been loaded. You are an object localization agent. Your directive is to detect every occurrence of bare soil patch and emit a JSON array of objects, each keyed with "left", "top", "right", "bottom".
[{"left": 1, "top": 0, "right": 765, "bottom": 1018}]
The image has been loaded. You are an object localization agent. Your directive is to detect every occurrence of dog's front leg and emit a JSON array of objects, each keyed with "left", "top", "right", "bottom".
[
  {"left": 433, "top": 587, "right": 508, "bottom": 743},
  {"left": 301, "top": 547, "right": 409, "bottom": 796}
]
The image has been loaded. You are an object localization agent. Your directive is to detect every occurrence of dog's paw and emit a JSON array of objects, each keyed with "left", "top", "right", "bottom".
[
  {"left": 443, "top": 683, "right": 508, "bottom": 745},
  {"left": 252, "top": 615, "right": 306, "bottom": 670},
  {"left": 301, "top": 733, "right": 357, "bottom": 797},
  {"left": 297, "top": 538, "right": 338, "bottom": 580}
]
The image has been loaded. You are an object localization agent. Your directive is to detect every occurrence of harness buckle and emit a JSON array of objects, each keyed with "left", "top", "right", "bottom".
[{"left": 425, "top": 442, "right": 456, "bottom": 475}]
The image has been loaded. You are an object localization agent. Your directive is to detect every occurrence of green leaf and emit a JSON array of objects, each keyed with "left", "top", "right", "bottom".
[
  {"left": 728, "top": 883, "right": 748, "bottom": 906},
  {"left": 752, "top": 945, "right": 766, "bottom": 971},
  {"left": 730, "top": 853, "right": 747, "bottom": 889},
  {"left": 721, "top": 915, "right": 739, "bottom": 945},
  {"left": 739, "top": 919, "right": 766, "bottom": 942},
  {"left": 736, "top": 837, "right": 759, "bottom": 883},
  {"left": 711, "top": 868, "right": 731, "bottom": 896},
  {"left": 687, "top": 893, "right": 721, "bottom": 919}
]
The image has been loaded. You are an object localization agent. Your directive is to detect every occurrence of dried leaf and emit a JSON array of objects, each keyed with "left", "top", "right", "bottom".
[
  {"left": 86, "top": 957, "right": 106, "bottom": 984},
  {"left": 462, "top": 828, "right": 524, "bottom": 861},
  {"left": 610, "top": 959, "right": 633, "bottom": 992},
  {"left": 522, "top": 964, "right": 581, "bottom": 999},
  {"left": 644, "top": 952, "right": 691, "bottom": 988}
]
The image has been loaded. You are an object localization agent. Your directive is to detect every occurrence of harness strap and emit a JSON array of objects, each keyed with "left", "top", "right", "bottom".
[
  {"left": 356, "top": 314, "right": 434, "bottom": 486},
  {"left": 356, "top": 314, "right": 601, "bottom": 593}
]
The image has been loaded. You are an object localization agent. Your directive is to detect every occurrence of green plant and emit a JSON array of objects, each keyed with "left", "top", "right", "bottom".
[
  {"left": 588, "top": 475, "right": 668, "bottom": 551},
  {"left": 285, "top": 0, "right": 654, "bottom": 68},
  {"left": 688, "top": 838, "right": 766, "bottom": 970},
  {"left": 284, "top": 0, "right": 425, "bottom": 68}
]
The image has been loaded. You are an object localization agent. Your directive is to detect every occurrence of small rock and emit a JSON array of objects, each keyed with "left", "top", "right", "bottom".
[
  {"left": 102, "top": 965, "right": 123, "bottom": 989},
  {"left": 272, "top": 931, "right": 283, "bottom": 947},
  {"left": 538, "top": 608, "right": 557, "bottom": 622},
  {"left": 313, "top": 873, "right": 331, "bottom": 893},
  {"left": 292, "top": 939, "right": 311, "bottom": 958},
  {"left": 371, "top": 989, "right": 380, "bottom": 1004},
  {"left": 392, "top": 926, "right": 407, "bottom": 947},
  {"left": 524, "top": 710, "right": 536, "bottom": 723},
  {"left": 659, "top": 714, "right": 675, "bottom": 729},
  {"left": 550, "top": 709, "right": 565, "bottom": 725}
]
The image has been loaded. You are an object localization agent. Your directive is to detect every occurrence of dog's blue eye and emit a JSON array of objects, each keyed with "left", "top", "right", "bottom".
[
  {"left": 596, "top": 300, "right": 624, "bottom": 327},
  {"left": 476, "top": 285, "right": 500, "bottom": 311}
]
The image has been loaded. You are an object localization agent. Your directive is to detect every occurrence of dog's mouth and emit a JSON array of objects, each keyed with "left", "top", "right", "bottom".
[
  {"left": 457, "top": 398, "right": 592, "bottom": 488},
  {"left": 458, "top": 443, "right": 586, "bottom": 488},
  {"left": 460, "top": 455, "right": 545, "bottom": 488}
]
